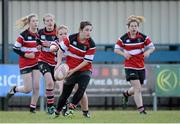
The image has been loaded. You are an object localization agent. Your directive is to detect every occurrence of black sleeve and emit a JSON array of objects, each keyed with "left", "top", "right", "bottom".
[
  {"left": 36, "top": 38, "right": 42, "bottom": 45},
  {"left": 13, "top": 46, "right": 25, "bottom": 57}
]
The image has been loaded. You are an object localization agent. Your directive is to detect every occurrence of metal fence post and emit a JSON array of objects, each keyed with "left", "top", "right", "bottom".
[
  {"left": 40, "top": 96, "right": 45, "bottom": 111},
  {"left": 152, "top": 92, "right": 157, "bottom": 111}
]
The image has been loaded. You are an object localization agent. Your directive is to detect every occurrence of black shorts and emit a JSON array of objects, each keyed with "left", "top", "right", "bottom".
[
  {"left": 20, "top": 64, "right": 39, "bottom": 74},
  {"left": 38, "top": 61, "right": 56, "bottom": 81},
  {"left": 64, "top": 71, "right": 92, "bottom": 86},
  {"left": 125, "top": 69, "right": 145, "bottom": 84}
]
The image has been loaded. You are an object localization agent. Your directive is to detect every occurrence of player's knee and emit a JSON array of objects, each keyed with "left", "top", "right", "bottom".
[
  {"left": 78, "top": 86, "right": 86, "bottom": 95},
  {"left": 134, "top": 87, "right": 142, "bottom": 93},
  {"left": 24, "top": 87, "right": 32, "bottom": 93},
  {"left": 46, "top": 81, "right": 54, "bottom": 89},
  {"left": 33, "top": 86, "right": 39, "bottom": 93}
]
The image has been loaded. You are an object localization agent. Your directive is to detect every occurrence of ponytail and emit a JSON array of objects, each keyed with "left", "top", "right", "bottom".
[
  {"left": 16, "top": 13, "right": 38, "bottom": 29},
  {"left": 127, "top": 15, "right": 145, "bottom": 27}
]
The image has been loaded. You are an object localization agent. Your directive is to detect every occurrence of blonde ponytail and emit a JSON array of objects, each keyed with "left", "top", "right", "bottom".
[
  {"left": 16, "top": 13, "right": 38, "bottom": 29},
  {"left": 136, "top": 16, "right": 145, "bottom": 23},
  {"left": 127, "top": 15, "right": 145, "bottom": 26}
]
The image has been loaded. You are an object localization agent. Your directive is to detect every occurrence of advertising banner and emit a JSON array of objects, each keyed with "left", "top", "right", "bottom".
[
  {"left": 86, "top": 64, "right": 155, "bottom": 96},
  {"left": 1, "top": 64, "right": 178, "bottom": 97},
  {"left": 155, "top": 65, "right": 180, "bottom": 96},
  {"left": 0, "top": 65, "right": 45, "bottom": 96}
]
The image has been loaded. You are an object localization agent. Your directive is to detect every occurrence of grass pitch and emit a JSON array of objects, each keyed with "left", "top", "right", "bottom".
[{"left": 0, "top": 110, "right": 180, "bottom": 123}]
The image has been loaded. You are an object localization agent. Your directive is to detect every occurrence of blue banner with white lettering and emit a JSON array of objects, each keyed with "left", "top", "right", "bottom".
[{"left": 0, "top": 65, "right": 45, "bottom": 96}]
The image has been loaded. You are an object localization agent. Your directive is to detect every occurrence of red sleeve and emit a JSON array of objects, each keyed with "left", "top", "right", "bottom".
[
  {"left": 16, "top": 35, "right": 24, "bottom": 44},
  {"left": 115, "top": 39, "right": 124, "bottom": 48},
  {"left": 63, "top": 37, "right": 70, "bottom": 47},
  {"left": 144, "top": 37, "right": 152, "bottom": 46}
]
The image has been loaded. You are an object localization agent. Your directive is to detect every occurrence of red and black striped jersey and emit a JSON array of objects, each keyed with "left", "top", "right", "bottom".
[
  {"left": 59, "top": 33, "right": 96, "bottom": 71},
  {"left": 13, "top": 29, "right": 39, "bottom": 70},
  {"left": 38, "top": 28, "right": 58, "bottom": 66},
  {"left": 115, "top": 32, "right": 154, "bottom": 70}
]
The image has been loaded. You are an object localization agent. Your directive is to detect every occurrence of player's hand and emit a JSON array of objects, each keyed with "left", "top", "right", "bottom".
[
  {"left": 42, "top": 41, "right": 50, "bottom": 47},
  {"left": 67, "top": 69, "right": 75, "bottom": 77},
  {"left": 144, "top": 51, "right": 150, "bottom": 58},
  {"left": 24, "top": 52, "right": 35, "bottom": 59},
  {"left": 50, "top": 44, "right": 59, "bottom": 52},
  {"left": 36, "top": 45, "right": 42, "bottom": 50},
  {"left": 123, "top": 52, "right": 132, "bottom": 60}
]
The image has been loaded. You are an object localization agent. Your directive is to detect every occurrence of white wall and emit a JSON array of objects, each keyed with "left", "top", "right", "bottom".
[{"left": 6, "top": 0, "right": 180, "bottom": 45}]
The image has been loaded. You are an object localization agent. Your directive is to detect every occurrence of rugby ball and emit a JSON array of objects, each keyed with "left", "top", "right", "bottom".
[{"left": 54, "top": 63, "right": 69, "bottom": 81}]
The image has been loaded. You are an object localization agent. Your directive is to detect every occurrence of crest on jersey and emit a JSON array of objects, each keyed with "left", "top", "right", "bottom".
[
  {"left": 137, "top": 38, "right": 141, "bottom": 43},
  {"left": 83, "top": 46, "right": 87, "bottom": 50},
  {"left": 52, "top": 36, "right": 56, "bottom": 40},
  {"left": 27, "top": 36, "right": 32, "bottom": 40},
  {"left": 126, "top": 39, "right": 130, "bottom": 43},
  {"left": 73, "top": 41, "right": 77, "bottom": 46},
  {"left": 41, "top": 35, "right": 46, "bottom": 40}
]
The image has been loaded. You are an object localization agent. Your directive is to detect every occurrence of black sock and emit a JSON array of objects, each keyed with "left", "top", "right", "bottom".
[
  {"left": 138, "top": 106, "right": 145, "bottom": 113},
  {"left": 13, "top": 86, "right": 17, "bottom": 93},
  {"left": 123, "top": 90, "right": 130, "bottom": 97},
  {"left": 83, "top": 110, "right": 89, "bottom": 114},
  {"left": 30, "top": 104, "right": 36, "bottom": 112}
]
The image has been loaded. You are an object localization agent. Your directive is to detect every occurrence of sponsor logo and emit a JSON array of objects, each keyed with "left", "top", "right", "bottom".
[
  {"left": 157, "top": 69, "right": 178, "bottom": 92},
  {"left": 41, "top": 35, "right": 46, "bottom": 40},
  {"left": 73, "top": 41, "right": 77, "bottom": 46},
  {"left": 28, "top": 36, "right": 32, "bottom": 40}
]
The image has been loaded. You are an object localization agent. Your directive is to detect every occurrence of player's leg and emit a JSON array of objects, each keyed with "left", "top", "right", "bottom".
[
  {"left": 30, "top": 68, "right": 40, "bottom": 113},
  {"left": 38, "top": 62, "right": 55, "bottom": 114},
  {"left": 122, "top": 69, "right": 135, "bottom": 107},
  {"left": 7, "top": 68, "right": 33, "bottom": 99},
  {"left": 56, "top": 80, "right": 69, "bottom": 116},
  {"left": 137, "top": 69, "right": 147, "bottom": 114},
  {"left": 67, "top": 71, "right": 91, "bottom": 117},
  {"left": 130, "top": 79, "right": 146, "bottom": 114},
  {"left": 80, "top": 92, "right": 90, "bottom": 118},
  {"left": 74, "top": 84, "right": 90, "bottom": 118},
  {"left": 44, "top": 72, "right": 55, "bottom": 114},
  {"left": 54, "top": 72, "right": 77, "bottom": 117},
  {"left": 56, "top": 80, "right": 64, "bottom": 95},
  {"left": 122, "top": 87, "right": 134, "bottom": 107}
]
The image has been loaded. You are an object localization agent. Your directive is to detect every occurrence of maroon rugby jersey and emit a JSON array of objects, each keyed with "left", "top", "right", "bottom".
[
  {"left": 14, "top": 29, "right": 39, "bottom": 70},
  {"left": 115, "top": 32, "right": 154, "bottom": 70},
  {"left": 38, "top": 28, "right": 57, "bottom": 66},
  {"left": 59, "top": 33, "right": 96, "bottom": 71}
]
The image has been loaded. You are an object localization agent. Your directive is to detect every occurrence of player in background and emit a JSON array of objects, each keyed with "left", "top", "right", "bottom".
[
  {"left": 50, "top": 25, "right": 90, "bottom": 117},
  {"left": 114, "top": 15, "right": 155, "bottom": 114},
  {"left": 7, "top": 14, "right": 41, "bottom": 113},
  {"left": 52, "top": 21, "right": 96, "bottom": 118},
  {"left": 37, "top": 13, "right": 57, "bottom": 115}
]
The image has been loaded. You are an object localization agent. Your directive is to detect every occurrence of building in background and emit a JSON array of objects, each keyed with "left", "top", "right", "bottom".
[{"left": 0, "top": 0, "right": 180, "bottom": 45}]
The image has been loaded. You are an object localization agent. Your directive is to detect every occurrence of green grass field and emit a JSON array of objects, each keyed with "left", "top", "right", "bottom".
[{"left": 0, "top": 110, "right": 180, "bottom": 123}]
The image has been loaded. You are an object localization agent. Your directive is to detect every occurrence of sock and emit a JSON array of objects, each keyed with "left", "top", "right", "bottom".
[
  {"left": 83, "top": 110, "right": 89, "bottom": 114},
  {"left": 30, "top": 104, "right": 36, "bottom": 112},
  {"left": 124, "top": 90, "right": 131, "bottom": 97},
  {"left": 68, "top": 103, "right": 76, "bottom": 110},
  {"left": 46, "top": 89, "right": 54, "bottom": 107},
  {"left": 138, "top": 106, "right": 145, "bottom": 113},
  {"left": 13, "top": 86, "right": 17, "bottom": 93}
]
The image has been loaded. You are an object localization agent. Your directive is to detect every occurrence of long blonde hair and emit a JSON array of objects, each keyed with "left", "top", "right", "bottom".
[
  {"left": 16, "top": 13, "right": 38, "bottom": 29},
  {"left": 127, "top": 15, "right": 145, "bottom": 27}
]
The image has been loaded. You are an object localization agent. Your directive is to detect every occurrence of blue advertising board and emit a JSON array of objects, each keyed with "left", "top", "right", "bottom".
[{"left": 0, "top": 65, "right": 45, "bottom": 96}]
